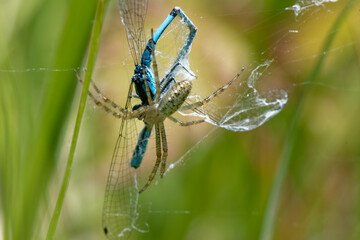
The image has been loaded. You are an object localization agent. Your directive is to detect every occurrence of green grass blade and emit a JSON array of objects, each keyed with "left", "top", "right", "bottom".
[
  {"left": 1, "top": 0, "right": 99, "bottom": 239},
  {"left": 46, "top": 0, "right": 106, "bottom": 239},
  {"left": 259, "top": 1, "right": 359, "bottom": 240}
]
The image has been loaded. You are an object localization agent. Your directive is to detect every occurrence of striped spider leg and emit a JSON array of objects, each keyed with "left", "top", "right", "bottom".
[
  {"left": 74, "top": 70, "right": 137, "bottom": 119},
  {"left": 179, "top": 68, "right": 245, "bottom": 112}
]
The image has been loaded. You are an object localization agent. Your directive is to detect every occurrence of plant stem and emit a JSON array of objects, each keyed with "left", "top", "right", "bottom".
[
  {"left": 259, "top": 1, "right": 358, "bottom": 239},
  {"left": 46, "top": 0, "right": 106, "bottom": 239}
]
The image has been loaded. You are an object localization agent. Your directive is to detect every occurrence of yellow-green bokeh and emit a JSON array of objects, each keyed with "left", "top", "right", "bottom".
[{"left": 1, "top": 0, "right": 359, "bottom": 239}]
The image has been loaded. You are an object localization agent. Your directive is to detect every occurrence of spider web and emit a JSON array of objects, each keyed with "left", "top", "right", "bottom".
[
  {"left": 1, "top": 0, "right": 359, "bottom": 239},
  {"left": 122, "top": 1, "right": 359, "bottom": 239}
]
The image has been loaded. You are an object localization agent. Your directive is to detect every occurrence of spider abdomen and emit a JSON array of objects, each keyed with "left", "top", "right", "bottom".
[{"left": 159, "top": 80, "right": 192, "bottom": 117}]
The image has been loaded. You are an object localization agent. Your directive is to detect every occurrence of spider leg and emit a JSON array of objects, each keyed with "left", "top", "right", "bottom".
[
  {"left": 151, "top": 29, "right": 161, "bottom": 102},
  {"left": 74, "top": 69, "right": 131, "bottom": 116},
  {"left": 139, "top": 123, "right": 162, "bottom": 193},
  {"left": 89, "top": 98, "right": 146, "bottom": 119},
  {"left": 168, "top": 116, "right": 205, "bottom": 126},
  {"left": 89, "top": 78, "right": 129, "bottom": 112},
  {"left": 159, "top": 122, "right": 168, "bottom": 177},
  {"left": 179, "top": 68, "right": 244, "bottom": 111},
  {"left": 142, "top": 66, "right": 154, "bottom": 105},
  {"left": 75, "top": 70, "right": 149, "bottom": 120}
]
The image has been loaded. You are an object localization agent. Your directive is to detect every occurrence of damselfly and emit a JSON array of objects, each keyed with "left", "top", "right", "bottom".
[{"left": 77, "top": 0, "right": 287, "bottom": 239}]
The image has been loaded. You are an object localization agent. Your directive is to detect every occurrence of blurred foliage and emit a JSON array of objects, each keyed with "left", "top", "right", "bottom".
[{"left": 1, "top": 0, "right": 360, "bottom": 240}]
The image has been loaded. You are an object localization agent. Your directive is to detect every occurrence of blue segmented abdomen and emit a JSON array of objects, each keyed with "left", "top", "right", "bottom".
[{"left": 131, "top": 126, "right": 152, "bottom": 168}]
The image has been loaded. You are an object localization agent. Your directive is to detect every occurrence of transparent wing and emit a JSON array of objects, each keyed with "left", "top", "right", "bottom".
[
  {"left": 219, "top": 88, "right": 287, "bottom": 131},
  {"left": 102, "top": 84, "right": 149, "bottom": 239},
  {"left": 118, "top": 0, "right": 149, "bottom": 65},
  {"left": 179, "top": 64, "right": 288, "bottom": 132},
  {"left": 156, "top": 11, "right": 194, "bottom": 83},
  {"left": 182, "top": 87, "right": 287, "bottom": 132}
]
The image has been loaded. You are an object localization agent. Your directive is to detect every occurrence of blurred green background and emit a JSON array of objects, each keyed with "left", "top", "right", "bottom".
[{"left": 1, "top": 0, "right": 360, "bottom": 239}]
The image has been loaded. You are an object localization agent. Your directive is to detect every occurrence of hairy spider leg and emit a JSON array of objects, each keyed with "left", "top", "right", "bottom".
[
  {"left": 142, "top": 66, "right": 154, "bottom": 105},
  {"left": 179, "top": 68, "right": 245, "bottom": 112},
  {"left": 74, "top": 69, "right": 134, "bottom": 119},
  {"left": 74, "top": 70, "right": 147, "bottom": 119},
  {"left": 159, "top": 122, "right": 168, "bottom": 177},
  {"left": 167, "top": 68, "right": 245, "bottom": 127},
  {"left": 138, "top": 124, "right": 161, "bottom": 194},
  {"left": 151, "top": 29, "right": 161, "bottom": 102},
  {"left": 167, "top": 116, "right": 205, "bottom": 126},
  {"left": 74, "top": 70, "right": 127, "bottom": 113},
  {"left": 138, "top": 121, "right": 169, "bottom": 194}
]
